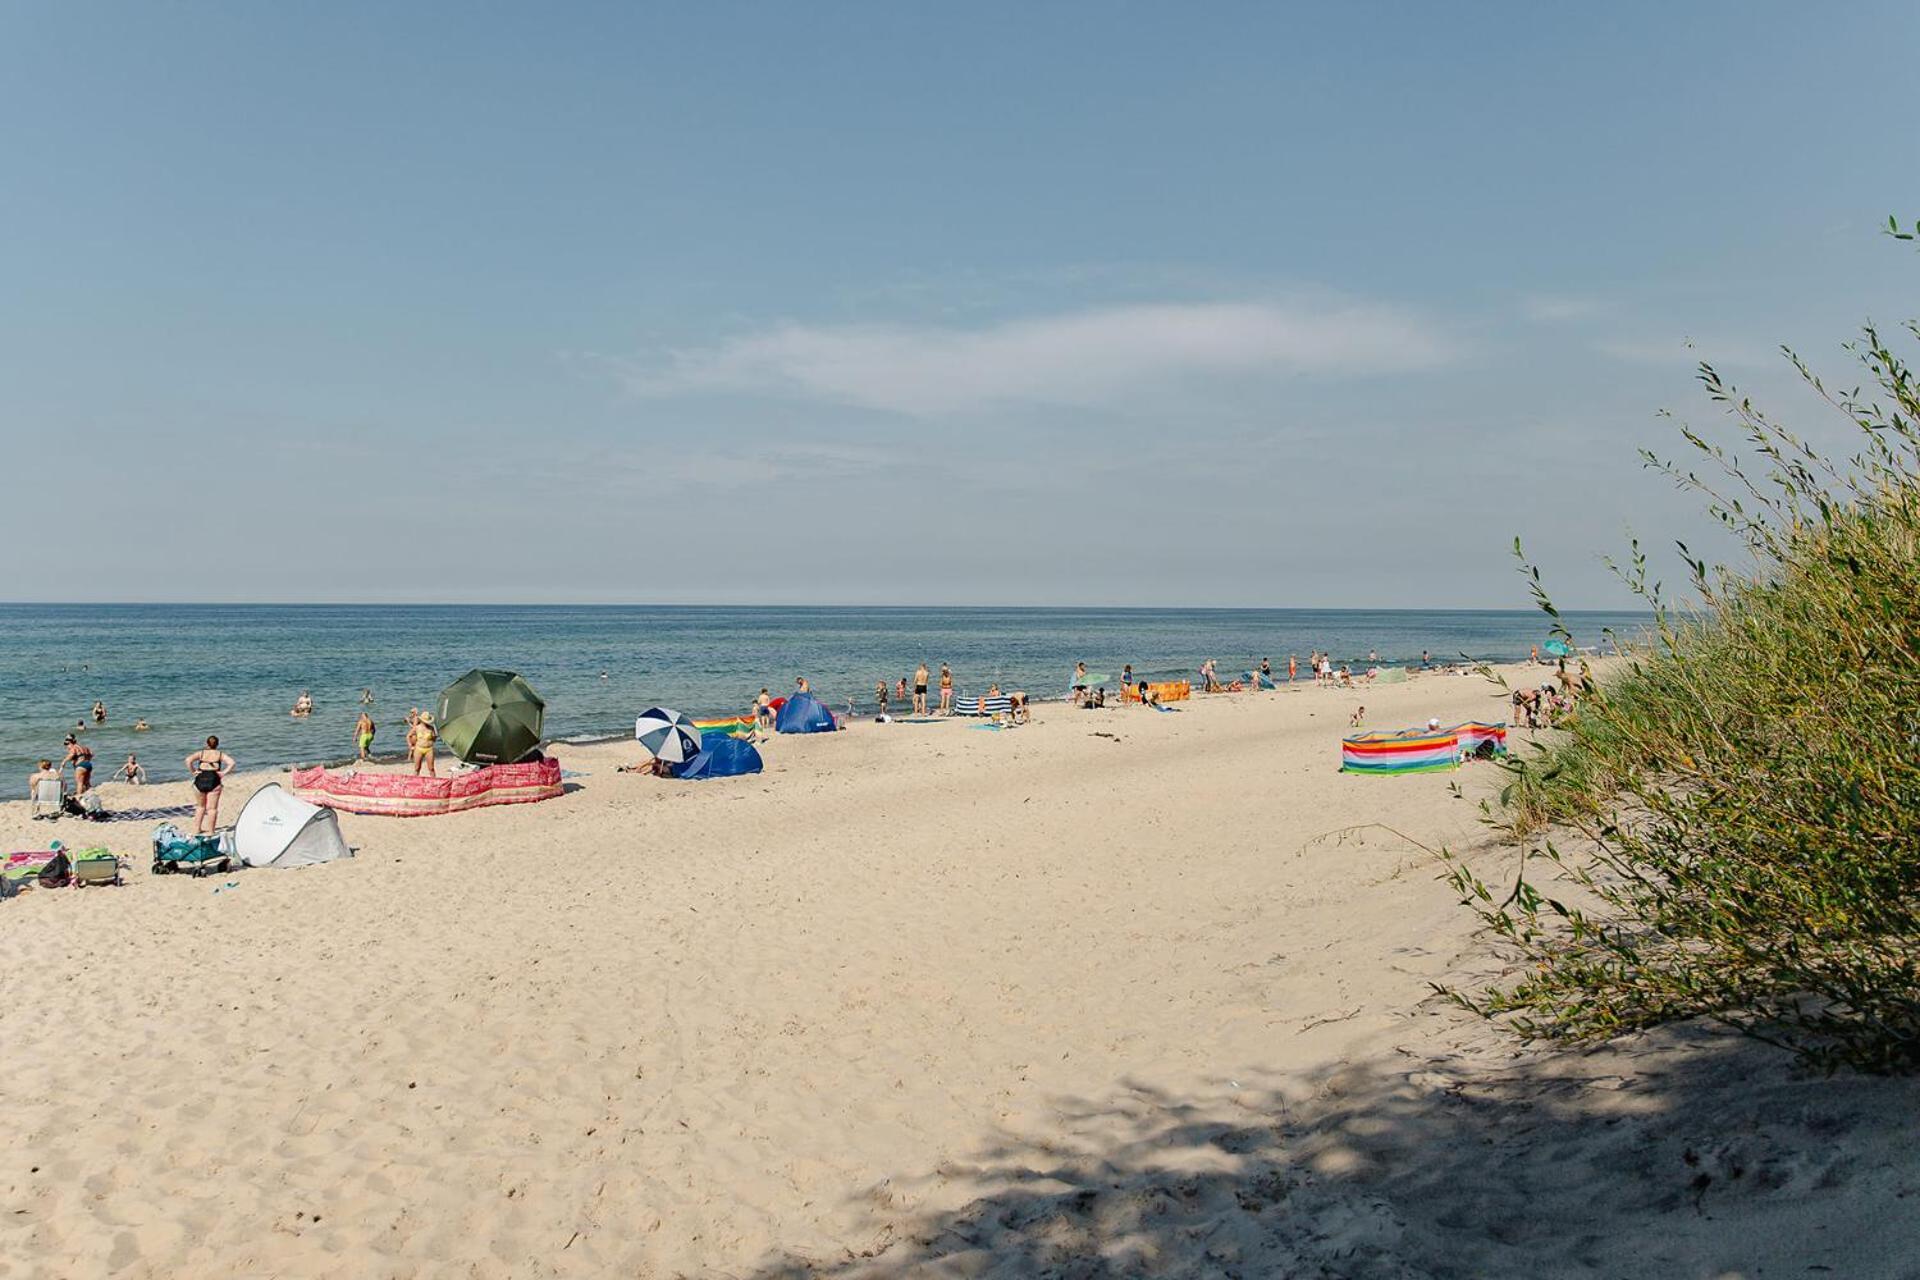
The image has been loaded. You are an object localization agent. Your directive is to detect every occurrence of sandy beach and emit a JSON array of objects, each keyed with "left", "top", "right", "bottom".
[{"left": 3, "top": 666, "right": 1915, "bottom": 1279}]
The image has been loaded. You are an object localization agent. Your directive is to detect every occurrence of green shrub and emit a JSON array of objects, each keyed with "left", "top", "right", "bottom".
[{"left": 1441, "top": 233, "right": 1920, "bottom": 1073}]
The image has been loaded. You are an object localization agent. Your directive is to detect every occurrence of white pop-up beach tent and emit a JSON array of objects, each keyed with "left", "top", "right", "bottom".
[{"left": 234, "top": 784, "right": 353, "bottom": 869}]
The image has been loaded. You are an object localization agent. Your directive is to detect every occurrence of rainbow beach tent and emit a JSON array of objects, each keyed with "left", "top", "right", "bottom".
[{"left": 1341, "top": 729, "right": 1462, "bottom": 775}]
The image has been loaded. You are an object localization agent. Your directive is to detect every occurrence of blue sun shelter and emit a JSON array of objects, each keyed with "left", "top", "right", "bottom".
[
  {"left": 775, "top": 691, "right": 837, "bottom": 733},
  {"left": 678, "top": 735, "right": 764, "bottom": 780}
]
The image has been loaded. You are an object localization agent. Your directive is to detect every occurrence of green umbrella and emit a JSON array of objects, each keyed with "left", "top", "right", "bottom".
[{"left": 436, "top": 669, "right": 546, "bottom": 764}]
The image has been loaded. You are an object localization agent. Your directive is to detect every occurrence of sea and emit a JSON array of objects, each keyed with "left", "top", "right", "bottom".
[{"left": 0, "top": 604, "right": 1648, "bottom": 782}]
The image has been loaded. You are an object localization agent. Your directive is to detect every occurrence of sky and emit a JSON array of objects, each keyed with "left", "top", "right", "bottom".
[{"left": 3, "top": 2, "right": 1917, "bottom": 608}]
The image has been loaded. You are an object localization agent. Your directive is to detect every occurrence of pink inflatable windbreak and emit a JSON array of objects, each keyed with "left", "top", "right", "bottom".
[{"left": 289, "top": 756, "right": 563, "bottom": 817}]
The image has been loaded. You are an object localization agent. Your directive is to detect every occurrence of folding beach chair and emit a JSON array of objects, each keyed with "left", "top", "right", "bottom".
[{"left": 30, "top": 778, "right": 62, "bottom": 821}]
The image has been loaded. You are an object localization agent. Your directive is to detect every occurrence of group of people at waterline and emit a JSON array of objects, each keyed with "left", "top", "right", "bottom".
[{"left": 30, "top": 645, "right": 1576, "bottom": 829}]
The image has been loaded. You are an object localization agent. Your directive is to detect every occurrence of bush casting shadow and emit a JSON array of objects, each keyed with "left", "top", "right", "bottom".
[{"left": 747, "top": 1034, "right": 1920, "bottom": 1279}]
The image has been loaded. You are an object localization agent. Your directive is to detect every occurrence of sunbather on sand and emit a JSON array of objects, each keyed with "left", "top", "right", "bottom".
[{"left": 617, "top": 756, "right": 677, "bottom": 777}]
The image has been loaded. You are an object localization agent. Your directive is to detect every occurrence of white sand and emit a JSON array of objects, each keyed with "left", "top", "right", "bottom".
[{"left": 2, "top": 666, "right": 1914, "bottom": 1278}]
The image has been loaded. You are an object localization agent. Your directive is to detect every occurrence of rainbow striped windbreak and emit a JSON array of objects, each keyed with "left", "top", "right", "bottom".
[
  {"left": 692, "top": 715, "right": 757, "bottom": 739},
  {"left": 1341, "top": 723, "right": 1507, "bottom": 775}
]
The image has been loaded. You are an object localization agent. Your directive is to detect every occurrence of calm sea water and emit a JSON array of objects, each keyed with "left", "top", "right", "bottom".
[{"left": 0, "top": 605, "right": 1646, "bottom": 782}]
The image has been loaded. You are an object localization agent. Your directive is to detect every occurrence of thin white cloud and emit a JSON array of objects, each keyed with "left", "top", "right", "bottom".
[
  {"left": 492, "top": 442, "right": 901, "bottom": 497},
  {"left": 609, "top": 301, "right": 1459, "bottom": 415},
  {"left": 1594, "top": 333, "right": 1778, "bottom": 369},
  {"left": 1521, "top": 294, "right": 1603, "bottom": 323}
]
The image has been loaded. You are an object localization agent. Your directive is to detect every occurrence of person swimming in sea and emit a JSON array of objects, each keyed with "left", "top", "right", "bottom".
[
  {"left": 291, "top": 691, "right": 314, "bottom": 718},
  {"left": 91, "top": 700, "right": 107, "bottom": 725},
  {"left": 131, "top": 718, "right": 150, "bottom": 731}
]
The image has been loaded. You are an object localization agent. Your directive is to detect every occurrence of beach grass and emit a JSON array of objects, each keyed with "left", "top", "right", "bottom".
[{"left": 1441, "top": 237, "right": 1920, "bottom": 1073}]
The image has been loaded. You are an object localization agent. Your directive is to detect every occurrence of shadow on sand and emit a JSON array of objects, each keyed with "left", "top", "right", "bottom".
[{"left": 748, "top": 1031, "right": 1920, "bottom": 1279}]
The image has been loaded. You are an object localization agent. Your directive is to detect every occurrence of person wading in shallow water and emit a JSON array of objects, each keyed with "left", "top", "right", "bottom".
[{"left": 913, "top": 663, "right": 930, "bottom": 716}]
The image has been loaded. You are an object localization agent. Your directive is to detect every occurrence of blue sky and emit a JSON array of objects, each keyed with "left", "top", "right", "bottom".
[{"left": 3, "top": 3, "right": 1916, "bottom": 606}]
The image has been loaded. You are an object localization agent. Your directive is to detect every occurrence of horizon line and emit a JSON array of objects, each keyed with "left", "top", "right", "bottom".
[{"left": 0, "top": 599, "right": 1650, "bottom": 614}]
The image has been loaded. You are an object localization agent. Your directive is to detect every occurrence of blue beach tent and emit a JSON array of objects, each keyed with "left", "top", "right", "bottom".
[
  {"left": 678, "top": 735, "right": 764, "bottom": 780},
  {"left": 775, "top": 691, "right": 837, "bottom": 734}
]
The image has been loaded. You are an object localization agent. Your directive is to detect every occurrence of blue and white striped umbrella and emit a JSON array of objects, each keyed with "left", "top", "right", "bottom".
[{"left": 635, "top": 706, "right": 702, "bottom": 764}]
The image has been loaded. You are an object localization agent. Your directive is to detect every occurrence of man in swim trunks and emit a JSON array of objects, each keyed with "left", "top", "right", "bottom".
[
  {"left": 938, "top": 663, "right": 953, "bottom": 714},
  {"left": 913, "top": 663, "right": 929, "bottom": 716},
  {"left": 875, "top": 681, "right": 889, "bottom": 715},
  {"left": 755, "top": 688, "right": 774, "bottom": 729},
  {"left": 355, "top": 711, "right": 376, "bottom": 761}
]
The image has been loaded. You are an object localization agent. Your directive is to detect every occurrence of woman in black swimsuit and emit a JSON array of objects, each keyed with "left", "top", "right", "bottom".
[{"left": 184, "top": 735, "right": 235, "bottom": 834}]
